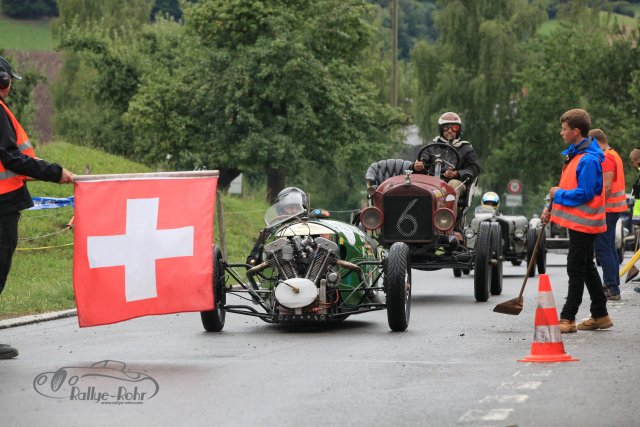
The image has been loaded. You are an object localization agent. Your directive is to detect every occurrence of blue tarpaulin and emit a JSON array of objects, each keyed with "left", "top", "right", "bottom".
[{"left": 29, "top": 196, "right": 75, "bottom": 210}]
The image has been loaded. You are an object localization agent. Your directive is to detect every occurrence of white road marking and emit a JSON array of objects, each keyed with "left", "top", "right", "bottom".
[
  {"left": 499, "top": 381, "right": 542, "bottom": 390},
  {"left": 458, "top": 408, "right": 514, "bottom": 422},
  {"left": 479, "top": 394, "right": 530, "bottom": 404}
]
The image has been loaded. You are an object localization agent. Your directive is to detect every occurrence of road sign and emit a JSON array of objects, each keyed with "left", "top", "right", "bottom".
[
  {"left": 228, "top": 173, "right": 243, "bottom": 195},
  {"left": 505, "top": 194, "right": 522, "bottom": 207},
  {"left": 507, "top": 179, "right": 522, "bottom": 195}
]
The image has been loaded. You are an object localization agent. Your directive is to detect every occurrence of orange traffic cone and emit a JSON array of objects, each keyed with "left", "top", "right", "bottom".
[{"left": 518, "top": 274, "right": 578, "bottom": 363}]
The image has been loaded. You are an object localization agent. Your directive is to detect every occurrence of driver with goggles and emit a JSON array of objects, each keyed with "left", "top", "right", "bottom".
[{"left": 412, "top": 111, "right": 480, "bottom": 192}]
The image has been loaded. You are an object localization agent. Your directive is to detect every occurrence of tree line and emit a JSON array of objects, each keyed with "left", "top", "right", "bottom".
[{"left": 8, "top": 0, "right": 639, "bottom": 212}]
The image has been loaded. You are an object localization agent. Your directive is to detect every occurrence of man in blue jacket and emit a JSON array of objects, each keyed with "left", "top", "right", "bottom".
[{"left": 541, "top": 109, "right": 611, "bottom": 333}]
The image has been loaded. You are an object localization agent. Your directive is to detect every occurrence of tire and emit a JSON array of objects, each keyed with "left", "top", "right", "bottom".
[
  {"left": 526, "top": 227, "right": 538, "bottom": 277},
  {"left": 384, "top": 242, "right": 411, "bottom": 332},
  {"left": 490, "top": 222, "right": 503, "bottom": 295},
  {"left": 453, "top": 268, "right": 462, "bottom": 278},
  {"left": 201, "top": 245, "right": 226, "bottom": 332},
  {"left": 511, "top": 260, "right": 522, "bottom": 266},
  {"left": 617, "top": 220, "right": 625, "bottom": 264},
  {"left": 536, "top": 229, "right": 547, "bottom": 274},
  {"left": 462, "top": 269, "right": 470, "bottom": 275},
  {"left": 474, "top": 222, "right": 492, "bottom": 302},
  {"left": 618, "top": 243, "right": 625, "bottom": 264}
]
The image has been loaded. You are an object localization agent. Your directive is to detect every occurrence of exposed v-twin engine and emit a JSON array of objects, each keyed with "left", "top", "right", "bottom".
[{"left": 264, "top": 236, "right": 339, "bottom": 309}]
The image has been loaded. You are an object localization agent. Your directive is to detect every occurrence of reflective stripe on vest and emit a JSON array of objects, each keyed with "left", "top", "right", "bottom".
[
  {"left": 604, "top": 148, "right": 626, "bottom": 212},
  {"left": 0, "top": 99, "right": 36, "bottom": 194},
  {"left": 551, "top": 152, "right": 606, "bottom": 233}
]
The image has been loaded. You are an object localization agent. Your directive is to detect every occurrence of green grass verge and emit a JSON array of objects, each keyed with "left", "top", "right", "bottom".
[
  {"left": 0, "top": 14, "right": 53, "bottom": 51},
  {"left": 0, "top": 141, "right": 269, "bottom": 319}
]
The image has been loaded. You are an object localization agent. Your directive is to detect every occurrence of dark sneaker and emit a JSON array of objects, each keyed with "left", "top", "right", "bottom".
[
  {"left": 577, "top": 315, "right": 613, "bottom": 330},
  {"left": 603, "top": 285, "right": 621, "bottom": 301},
  {"left": 559, "top": 319, "right": 577, "bottom": 333},
  {"left": 0, "top": 344, "right": 19, "bottom": 359}
]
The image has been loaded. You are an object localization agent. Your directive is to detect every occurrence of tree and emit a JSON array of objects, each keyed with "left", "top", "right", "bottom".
[
  {"left": 411, "top": 0, "right": 547, "bottom": 162},
  {"left": 128, "top": 0, "right": 404, "bottom": 201},
  {"left": 151, "top": 0, "right": 183, "bottom": 21},
  {"left": 488, "top": 8, "right": 640, "bottom": 214},
  {"left": 0, "top": 51, "right": 42, "bottom": 134},
  {"left": 52, "top": 0, "right": 153, "bottom": 157},
  {"left": 1, "top": 0, "right": 58, "bottom": 18},
  {"left": 54, "top": 0, "right": 404, "bottom": 202}
]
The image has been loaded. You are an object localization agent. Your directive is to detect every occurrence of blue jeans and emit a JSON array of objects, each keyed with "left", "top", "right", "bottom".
[{"left": 594, "top": 211, "right": 621, "bottom": 292}]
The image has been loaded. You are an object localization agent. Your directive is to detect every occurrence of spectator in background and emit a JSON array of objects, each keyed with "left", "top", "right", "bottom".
[
  {"left": 629, "top": 148, "right": 640, "bottom": 292},
  {"left": 590, "top": 129, "right": 625, "bottom": 301},
  {"left": 630, "top": 148, "right": 640, "bottom": 223}
]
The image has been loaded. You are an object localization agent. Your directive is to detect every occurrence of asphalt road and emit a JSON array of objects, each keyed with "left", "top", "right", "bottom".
[{"left": 1, "top": 252, "right": 639, "bottom": 426}]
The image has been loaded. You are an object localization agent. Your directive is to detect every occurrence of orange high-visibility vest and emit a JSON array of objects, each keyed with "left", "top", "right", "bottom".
[
  {"left": 603, "top": 147, "right": 626, "bottom": 213},
  {"left": 551, "top": 152, "right": 606, "bottom": 234},
  {"left": 0, "top": 98, "right": 36, "bottom": 194}
]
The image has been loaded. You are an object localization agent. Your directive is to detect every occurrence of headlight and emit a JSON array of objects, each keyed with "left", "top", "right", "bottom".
[
  {"left": 434, "top": 208, "right": 455, "bottom": 232},
  {"left": 360, "top": 207, "right": 383, "bottom": 230},
  {"left": 514, "top": 229, "right": 525, "bottom": 238},
  {"left": 464, "top": 227, "right": 475, "bottom": 239}
]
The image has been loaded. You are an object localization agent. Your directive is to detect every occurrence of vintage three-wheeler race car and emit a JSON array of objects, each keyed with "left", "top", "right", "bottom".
[
  {"left": 359, "top": 143, "right": 504, "bottom": 302},
  {"left": 200, "top": 188, "right": 411, "bottom": 333},
  {"left": 464, "top": 193, "right": 547, "bottom": 278}
]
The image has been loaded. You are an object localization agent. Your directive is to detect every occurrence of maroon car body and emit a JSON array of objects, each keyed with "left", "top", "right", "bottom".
[{"left": 361, "top": 159, "right": 503, "bottom": 302}]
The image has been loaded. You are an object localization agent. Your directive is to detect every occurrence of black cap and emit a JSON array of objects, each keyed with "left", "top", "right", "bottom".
[{"left": 0, "top": 56, "right": 23, "bottom": 81}]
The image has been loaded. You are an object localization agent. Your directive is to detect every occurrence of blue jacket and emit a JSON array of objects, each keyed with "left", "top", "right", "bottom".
[{"left": 553, "top": 137, "right": 604, "bottom": 207}]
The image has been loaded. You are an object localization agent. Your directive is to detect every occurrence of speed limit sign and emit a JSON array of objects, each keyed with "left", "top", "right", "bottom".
[{"left": 507, "top": 179, "right": 522, "bottom": 195}]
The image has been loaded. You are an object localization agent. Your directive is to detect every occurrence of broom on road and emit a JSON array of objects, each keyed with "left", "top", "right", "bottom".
[{"left": 493, "top": 220, "right": 548, "bottom": 315}]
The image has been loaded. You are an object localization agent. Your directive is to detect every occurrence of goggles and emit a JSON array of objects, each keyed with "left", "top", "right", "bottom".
[{"left": 441, "top": 124, "right": 460, "bottom": 132}]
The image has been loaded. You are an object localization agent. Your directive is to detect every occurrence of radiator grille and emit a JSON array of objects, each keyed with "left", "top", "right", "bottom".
[{"left": 382, "top": 195, "right": 433, "bottom": 241}]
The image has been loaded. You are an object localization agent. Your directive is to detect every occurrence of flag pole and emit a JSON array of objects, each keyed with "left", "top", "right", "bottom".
[{"left": 74, "top": 170, "right": 219, "bottom": 182}]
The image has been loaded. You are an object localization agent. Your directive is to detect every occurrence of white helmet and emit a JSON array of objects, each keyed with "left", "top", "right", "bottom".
[
  {"left": 438, "top": 112, "right": 462, "bottom": 138},
  {"left": 481, "top": 191, "right": 500, "bottom": 209}
]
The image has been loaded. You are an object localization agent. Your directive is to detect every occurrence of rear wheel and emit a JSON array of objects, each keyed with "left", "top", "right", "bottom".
[
  {"left": 511, "top": 260, "right": 522, "bottom": 266},
  {"left": 526, "top": 227, "right": 538, "bottom": 277},
  {"left": 474, "top": 222, "right": 492, "bottom": 302},
  {"left": 385, "top": 242, "right": 411, "bottom": 332},
  {"left": 201, "top": 245, "right": 226, "bottom": 332},
  {"left": 490, "top": 222, "right": 503, "bottom": 295},
  {"left": 453, "top": 268, "right": 462, "bottom": 277}
]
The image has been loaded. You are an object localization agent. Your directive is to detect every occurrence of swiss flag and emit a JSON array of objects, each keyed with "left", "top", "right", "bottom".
[{"left": 73, "top": 173, "right": 218, "bottom": 327}]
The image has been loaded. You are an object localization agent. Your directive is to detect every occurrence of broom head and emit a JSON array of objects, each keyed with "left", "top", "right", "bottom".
[{"left": 493, "top": 296, "right": 523, "bottom": 315}]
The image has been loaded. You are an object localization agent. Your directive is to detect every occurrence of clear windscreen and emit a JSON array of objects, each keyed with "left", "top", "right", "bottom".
[{"left": 264, "top": 192, "right": 306, "bottom": 227}]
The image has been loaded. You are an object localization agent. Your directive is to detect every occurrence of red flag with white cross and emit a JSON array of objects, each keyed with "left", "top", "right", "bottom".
[{"left": 72, "top": 172, "right": 218, "bottom": 327}]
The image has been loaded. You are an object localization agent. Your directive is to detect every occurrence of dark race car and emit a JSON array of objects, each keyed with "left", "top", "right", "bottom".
[{"left": 465, "top": 204, "right": 546, "bottom": 278}]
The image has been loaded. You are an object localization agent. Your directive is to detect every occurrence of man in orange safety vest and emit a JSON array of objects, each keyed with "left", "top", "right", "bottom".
[{"left": 541, "top": 109, "right": 612, "bottom": 334}]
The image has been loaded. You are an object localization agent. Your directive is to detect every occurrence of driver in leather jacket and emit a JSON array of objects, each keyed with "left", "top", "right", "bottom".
[{"left": 412, "top": 111, "right": 480, "bottom": 195}]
